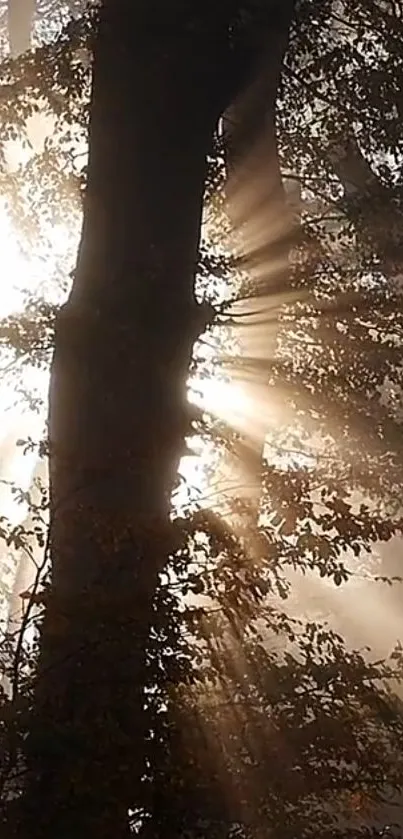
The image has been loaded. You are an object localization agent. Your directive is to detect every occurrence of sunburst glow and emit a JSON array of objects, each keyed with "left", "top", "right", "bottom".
[
  {"left": 0, "top": 109, "right": 400, "bottom": 694},
  {"left": 0, "top": 200, "right": 73, "bottom": 540},
  {"left": 0, "top": 201, "right": 32, "bottom": 320}
]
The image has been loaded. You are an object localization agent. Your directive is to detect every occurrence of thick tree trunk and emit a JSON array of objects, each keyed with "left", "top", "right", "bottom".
[
  {"left": 8, "top": 3, "right": 297, "bottom": 838},
  {"left": 13, "top": 6, "right": 225, "bottom": 839}
]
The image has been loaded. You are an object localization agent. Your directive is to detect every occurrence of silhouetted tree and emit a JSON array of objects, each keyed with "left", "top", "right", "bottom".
[
  {"left": 0, "top": 3, "right": 403, "bottom": 839},
  {"left": 6, "top": 2, "right": 297, "bottom": 838}
]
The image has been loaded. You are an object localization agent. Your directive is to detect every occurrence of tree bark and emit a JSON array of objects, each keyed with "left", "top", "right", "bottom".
[
  {"left": 13, "top": 6, "right": 219, "bottom": 839},
  {"left": 8, "top": 3, "right": 297, "bottom": 837},
  {"left": 13, "top": 6, "right": 220, "bottom": 838}
]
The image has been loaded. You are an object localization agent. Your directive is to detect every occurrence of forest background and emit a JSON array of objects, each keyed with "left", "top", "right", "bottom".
[{"left": 0, "top": 1, "right": 402, "bottom": 838}]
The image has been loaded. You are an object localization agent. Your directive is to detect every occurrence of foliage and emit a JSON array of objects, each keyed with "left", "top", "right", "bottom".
[{"left": 0, "top": 1, "right": 402, "bottom": 838}]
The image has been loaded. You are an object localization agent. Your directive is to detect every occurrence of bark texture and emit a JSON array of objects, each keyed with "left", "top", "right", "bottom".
[
  {"left": 18, "top": 11, "right": 215, "bottom": 839},
  {"left": 9, "top": 2, "right": 297, "bottom": 837}
]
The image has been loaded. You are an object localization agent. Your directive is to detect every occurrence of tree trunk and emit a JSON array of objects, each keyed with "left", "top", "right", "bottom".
[
  {"left": 8, "top": 3, "right": 297, "bottom": 837},
  {"left": 13, "top": 5, "right": 224, "bottom": 838}
]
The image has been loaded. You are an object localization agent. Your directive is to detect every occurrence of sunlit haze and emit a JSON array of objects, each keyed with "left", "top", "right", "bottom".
[{"left": 0, "top": 75, "right": 401, "bottom": 709}]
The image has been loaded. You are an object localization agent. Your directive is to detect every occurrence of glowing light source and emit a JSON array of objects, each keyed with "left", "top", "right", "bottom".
[
  {"left": 0, "top": 201, "right": 32, "bottom": 320},
  {"left": 0, "top": 200, "right": 75, "bottom": 531}
]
